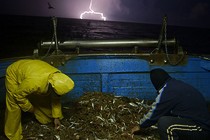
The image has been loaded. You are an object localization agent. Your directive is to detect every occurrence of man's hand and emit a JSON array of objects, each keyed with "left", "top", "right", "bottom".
[
  {"left": 131, "top": 125, "right": 141, "bottom": 134},
  {"left": 54, "top": 118, "right": 61, "bottom": 130}
]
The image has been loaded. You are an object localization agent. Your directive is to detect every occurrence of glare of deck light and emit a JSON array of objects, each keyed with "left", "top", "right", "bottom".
[{"left": 80, "top": 0, "right": 106, "bottom": 21}]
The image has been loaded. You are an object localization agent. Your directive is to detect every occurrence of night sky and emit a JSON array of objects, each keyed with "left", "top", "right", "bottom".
[{"left": 1, "top": 0, "right": 210, "bottom": 28}]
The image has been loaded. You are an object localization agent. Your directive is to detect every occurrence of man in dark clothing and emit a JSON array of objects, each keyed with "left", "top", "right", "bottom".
[{"left": 131, "top": 68, "right": 210, "bottom": 140}]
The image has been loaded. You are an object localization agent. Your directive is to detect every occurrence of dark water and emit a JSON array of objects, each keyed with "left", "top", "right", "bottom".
[{"left": 1, "top": 15, "right": 210, "bottom": 59}]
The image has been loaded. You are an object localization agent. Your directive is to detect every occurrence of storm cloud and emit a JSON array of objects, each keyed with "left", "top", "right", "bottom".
[{"left": 0, "top": 0, "right": 210, "bottom": 28}]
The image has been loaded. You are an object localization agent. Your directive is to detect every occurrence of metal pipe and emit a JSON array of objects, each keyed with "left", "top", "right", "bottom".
[
  {"left": 41, "top": 39, "right": 176, "bottom": 49},
  {"left": 75, "top": 53, "right": 150, "bottom": 57}
]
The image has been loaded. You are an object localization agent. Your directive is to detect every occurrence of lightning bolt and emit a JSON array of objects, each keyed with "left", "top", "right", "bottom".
[{"left": 80, "top": 0, "right": 106, "bottom": 21}]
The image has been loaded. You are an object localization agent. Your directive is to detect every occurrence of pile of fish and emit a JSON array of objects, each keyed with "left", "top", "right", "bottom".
[{"left": 21, "top": 92, "right": 159, "bottom": 140}]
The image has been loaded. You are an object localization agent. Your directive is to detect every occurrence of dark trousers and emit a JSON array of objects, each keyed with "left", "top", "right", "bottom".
[{"left": 157, "top": 116, "right": 210, "bottom": 140}]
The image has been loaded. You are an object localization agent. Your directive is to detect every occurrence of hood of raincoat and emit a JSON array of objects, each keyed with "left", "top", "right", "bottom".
[
  {"left": 49, "top": 73, "right": 74, "bottom": 95},
  {"left": 150, "top": 68, "right": 171, "bottom": 91}
]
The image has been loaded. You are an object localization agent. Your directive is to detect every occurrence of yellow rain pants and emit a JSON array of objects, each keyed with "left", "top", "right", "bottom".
[{"left": 4, "top": 59, "right": 74, "bottom": 140}]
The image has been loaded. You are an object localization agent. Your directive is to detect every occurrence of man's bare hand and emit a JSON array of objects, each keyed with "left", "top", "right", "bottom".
[
  {"left": 131, "top": 125, "right": 141, "bottom": 134},
  {"left": 54, "top": 118, "right": 61, "bottom": 130}
]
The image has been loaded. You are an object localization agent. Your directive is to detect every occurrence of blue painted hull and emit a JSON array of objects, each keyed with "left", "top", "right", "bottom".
[{"left": 0, "top": 55, "right": 210, "bottom": 103}]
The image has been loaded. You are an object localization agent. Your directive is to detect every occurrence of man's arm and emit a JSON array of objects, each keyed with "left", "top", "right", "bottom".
[
  {"left": 140, "top": 88, "right": 176, "bottom": 128},
  {"left": 13, "top": 79, "right": 37, "bottom": 112},
  {"left": 51, "top": 92, "right": 63, "bottom": 130}
]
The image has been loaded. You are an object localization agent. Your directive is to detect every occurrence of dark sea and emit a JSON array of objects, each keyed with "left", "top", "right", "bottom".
[{"left": 0, "top": 15, "right": 210, "bottom": 59}]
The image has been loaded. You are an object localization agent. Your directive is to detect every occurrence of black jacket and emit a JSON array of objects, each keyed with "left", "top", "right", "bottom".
[{"left": 140, "top": 78, "right": 210, "bottom": 131}]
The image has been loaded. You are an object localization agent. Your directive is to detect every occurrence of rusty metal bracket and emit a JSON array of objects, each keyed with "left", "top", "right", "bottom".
[{"left": 149, "top": 15, "right": 187, "bottom": 66}]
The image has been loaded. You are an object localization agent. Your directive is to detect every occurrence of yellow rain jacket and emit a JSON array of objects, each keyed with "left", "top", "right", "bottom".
[{"left": 4, "top": 59, "right": 74, "bottom": 140}]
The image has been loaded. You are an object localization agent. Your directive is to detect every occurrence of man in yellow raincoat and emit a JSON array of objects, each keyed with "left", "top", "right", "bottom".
[{"left": 4, "top": 59, "right": 74, "bottom": 140}]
